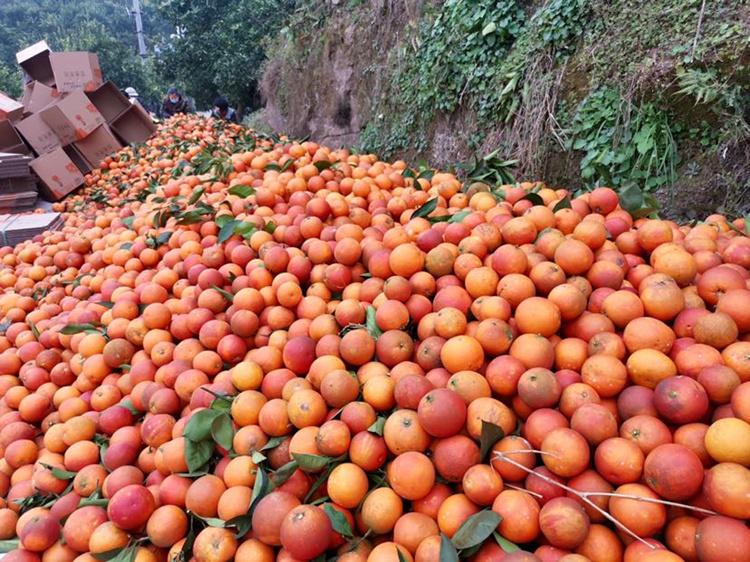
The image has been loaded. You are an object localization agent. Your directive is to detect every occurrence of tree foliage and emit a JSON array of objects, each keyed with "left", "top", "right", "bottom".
[{"left": 155, "top": 0, "right": 296, "bottom": 114}]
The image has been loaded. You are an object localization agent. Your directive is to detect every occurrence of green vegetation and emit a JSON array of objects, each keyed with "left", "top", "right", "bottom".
[
  {"left": 156, "top": 0, "right": 295, "bottom": 112},
  {"left": 360, "top": 0, "right": 593, "bottom": 161},
  {"left": 564, "top": 89, "right": 679, "bottom": 193},
  {"left": 361, "top": 0, "right": 528, "bottom": 156}
]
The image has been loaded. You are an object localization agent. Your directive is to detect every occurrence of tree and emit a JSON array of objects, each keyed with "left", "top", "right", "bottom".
[
  {"left": 0, "top": 0, "right": 171, "bottom": 106},
  {"left": 155, "top": 0, "right": 296, "bottom": 116}
]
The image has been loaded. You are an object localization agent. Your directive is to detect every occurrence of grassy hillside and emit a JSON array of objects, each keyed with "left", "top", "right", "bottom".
[{"left": 259, "top": 0, "right": 750, "bottom": 219}]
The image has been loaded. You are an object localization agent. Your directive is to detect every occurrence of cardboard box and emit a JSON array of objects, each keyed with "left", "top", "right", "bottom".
[
  {"left": 0, "top": 120, "right": 31, "bottom": 155},
  {"left": 50, "top": 52, "right": 103, "bottom": 93},
  {"left": 0, "top": 213, "right": 64, "bottom": 246},
  {"left": 86, "top": 82, "right": 130, "bottom": 123},
  {"left": 63, "top": 145, "right": 92, "bottom": 174},
  {"left": 0, "top": 92, "right": 24, "bottom": 122},
  {"left": 20, "top": 82, "right": 59, "bottom": 114},
  {"left": 110, "top": 103, "right": 156, "bottom": 145},
  {"left": 73, "top": 125, "right": 121, "bottom": 169},
  {"left": 30, "top": 147, "right": 84, "bottom": 201},
  {"left": 40, "top": 90, "right": 104, "bottom": 144},
  {"left": 15, "top": 113, "right": 61, "bottom": 155},
  {"left": 16, "top": 41, "right": 55, "bottom": 87}
]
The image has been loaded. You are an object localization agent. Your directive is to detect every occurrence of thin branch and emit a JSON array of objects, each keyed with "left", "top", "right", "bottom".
[
  {"left": 581, "top": 492, "right": 718, "bottom": 517},
  {"left": 493, "top": 451, "right": 655, "bottom": 549},
  {"left": 505, "top": 483, "right": 544, "bottom": 500},
  {"left": 691, "top": 0, "right": 707, "bottom": 60},
  {"left": 508, "top": 451, "right": 718, "bottom": 515}
]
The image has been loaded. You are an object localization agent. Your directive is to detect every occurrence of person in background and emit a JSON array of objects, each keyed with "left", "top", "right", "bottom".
[
  {"left": 160, "top": 86, "right": 190, "bottom": 118},
  {"left": 212, "top": 96, "right": 239, "bottom": 123},
  {"left": 124, "top": 87, "right": 157, "bottom": 119},
  {"left": 124, "top": 87, "right": 141, "bottom": 105}
]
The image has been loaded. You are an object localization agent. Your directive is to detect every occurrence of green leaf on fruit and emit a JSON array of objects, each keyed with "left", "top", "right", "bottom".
[
  {"left": 215, "top": 214, "right": 235, "bottom": 228},
  {"left": 228, "top": 185, "right": 255, "bottom": 198},
  {"left": 412, "top": 197, "right": 438, "bottom": 219},
  {"left": 188, "top": 187, "right": 205, "bottom": 205},
  {"left": 60, "top": 323, "right": 104, "bottom": 335},
  {"left": 618, "top": 184, "right": 644, "bottom": 214},
  {"left": 183, "top": 409, "right": 223, "bottom": 441},
  {"left": 270, "top": 460, "right": 299, "bottom": 488},
  {"left": 727, "top": 217, "right": 750, "bottom": 237},
  {"left": 217, "top": 219, "right": 242, "bottom": 243},
  {"left": 40, "top": 463, "right": 77, "bottom": 480},
  {"left": 119, "top": 398, "right": 140, "bottom": 414},
  {"left": 451, "top": 510, "right": 502, "bottom": 550},
  {"left": 210, "top": 413, "right": 235, "bottom": 450},
  {"left": 185, "top": 440, "right": 215, "bottom": 473},
  {"left": 188, "top": 512, "right": 226, "bottom": 528},
  {"left": 479, "top": 420, "right": 505, "bottom": 462},
  {"left": 260, "top": 435, "right": 288, "bottom": 451},
  {"left": 250, "top": 466, "right": 270, "bottom": 512},
  {"left": 554, "top": 196, "right": 572, "bottom": 211},
  {"left": 210, "top": 396, "right": 232, "bottom": 412},
  {"left": 209, "top": 284, "right": 234, "bottom": 303},
  {"left": 493, "top": 531, "right": 520, "bottom": 552},
  {"left": 440, "top": 533, "right": 460, "bottom": 562},
  {"left": 520, "top": 192, "right": 544, "bottom": 206},
  {"left": 448, "top": 209, "right": 471, "bottom": 223},
  {"left": 292, "top": 453, "right": 331, "bottom": 472},
  {"left": 323, "top": 504, "right": 354, "bottom": 537},
  {"left": 367, "top": 416, "right": 386, "bottom": 436},
  {"left": 226, "top": 513, "right": 252, "bottom": 539},
  {"left": 365, "top": 305, "right": 383, "bottom": 339},
  {"left": 314, "top": 161, "right": 333, "bottom": 172}
]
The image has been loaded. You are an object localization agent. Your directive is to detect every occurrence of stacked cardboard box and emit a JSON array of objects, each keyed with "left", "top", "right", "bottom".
[
  {"left": 0, "top": 152, "right": 37, "bottom": 213},
  {"left": 0, "top": 40, "right": 157, "bottom": 203},
  {"left": 0, "top": 212, "right": 64, "bottom": 247}
]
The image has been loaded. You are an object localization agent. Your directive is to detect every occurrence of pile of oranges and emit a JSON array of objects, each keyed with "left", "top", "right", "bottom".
[{"left": 0, "top": 115, "right": 749, "bottom": 562}]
